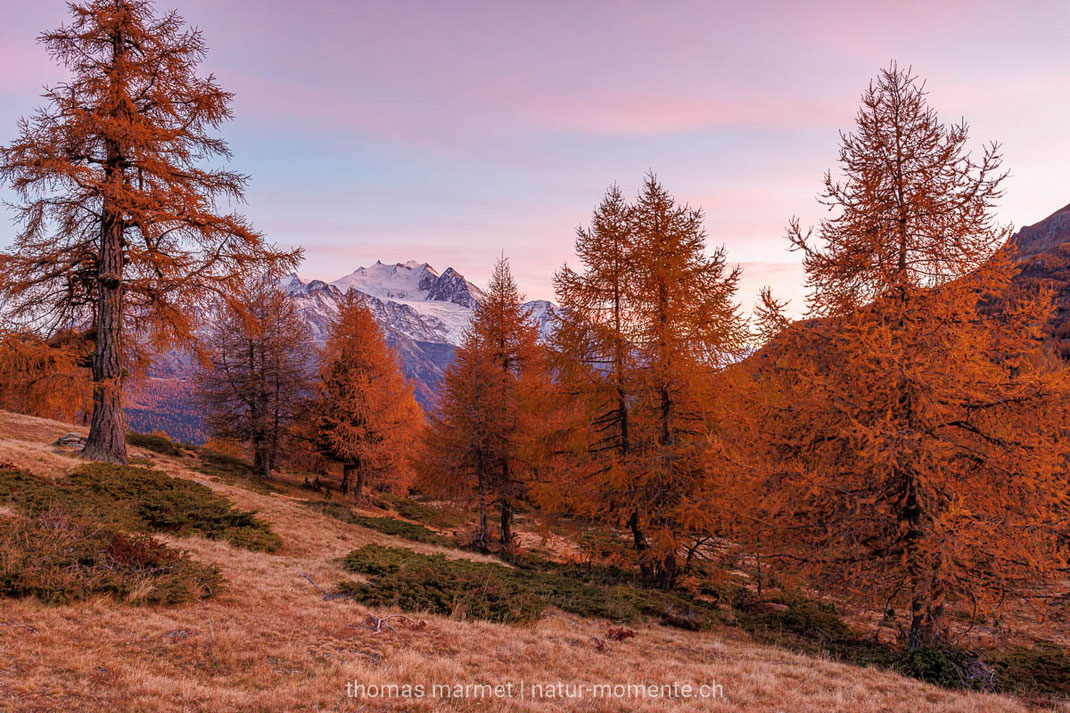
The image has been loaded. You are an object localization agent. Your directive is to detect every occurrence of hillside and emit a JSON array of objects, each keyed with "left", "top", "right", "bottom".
[{"left": 0, "top": 410, "right": 1053, "bottom": 713}]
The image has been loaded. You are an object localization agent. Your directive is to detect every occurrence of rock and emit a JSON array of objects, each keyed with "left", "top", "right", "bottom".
[{"left": 52, "top": 433, "right": 86, "bottom": 448}]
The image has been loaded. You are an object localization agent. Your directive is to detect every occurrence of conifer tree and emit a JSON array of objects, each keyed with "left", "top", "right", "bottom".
[
  {"left": 0, "top": 329, "right": 91, "bottom": 421},
  {"left": 551, "top": 176, "right": 748, "bottom": 587},
  {"left": 624, "top": 174, "right": 748, "bottom": 587},
  {"left": 551, "top": 185, "right": 652, "bottom": 568},
  {"left": 755, "top": 64, "right": 1070, "bottom": 648},
  {"left": 313, "top": 293, "right": 423, "bottom": 499},
  {"left": 196, "top": 278, "right": 313, "bottom": 479},
  {"left": 426, "top": 257, "right": 546, "bottom": 553},
  {"left": 0, "top": 0, "right": 297, "bottom": 463}
]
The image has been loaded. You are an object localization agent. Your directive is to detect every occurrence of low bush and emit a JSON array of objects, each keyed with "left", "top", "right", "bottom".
[
  {"left": 0, "top": 509, "right": 220, "bottom": 605},
  {"left": 338, "top": 545, "right": 716, "bottom": 628},
  {"left": 0, "top": 462, "right": 280, "bottom": 552},
  {"left": 194, "top": 449, "right": 280, "bottom": 494},
  {"left": 302, "top": 500, "right": 455, "bottom": 546},
  {"left": 992, "top": 643, "right": 1070, "bottom": 697},
  {"left": 126, "top": 432, "right": 184, "bottom": 457}
]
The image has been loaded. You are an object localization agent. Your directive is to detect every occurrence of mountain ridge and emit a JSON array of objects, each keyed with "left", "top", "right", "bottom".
[{"left": 126, "top": 261, "right": 557, "bottom": 442}]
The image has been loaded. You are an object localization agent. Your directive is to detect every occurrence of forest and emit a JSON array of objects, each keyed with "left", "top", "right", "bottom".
[{"left": 0, "top": 2, "right": 1068, "bottom": 712}]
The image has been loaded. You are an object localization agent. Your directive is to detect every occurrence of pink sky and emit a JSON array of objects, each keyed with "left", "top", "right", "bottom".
[{"left": 1, "top": 0, "right": 1068, "bottom": 314}]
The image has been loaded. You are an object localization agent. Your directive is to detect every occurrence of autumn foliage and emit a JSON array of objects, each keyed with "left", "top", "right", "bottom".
[
  {"left": 195, "top": 278, "right": 313, "bottom": 479},
  {"left": 0, "top": 329, "right": 91, "bottom": 421},
  {"left": 425, "top": 257, "right": 549, "bottom": 553},
  {"left": 310, "top": 293, "right": 423, "bottom": 498},
  {"left": 2, "top": 0, "right": 1068, "bottom": 664},
  {"left": 747, "top": 64, "right": 1070, "bottom": 648},
  {"left": 549, "top": 176, "right": 748, "bottom": 587},
  {"left": 0, "top": 0, "right": 297, "bottom": 463}
]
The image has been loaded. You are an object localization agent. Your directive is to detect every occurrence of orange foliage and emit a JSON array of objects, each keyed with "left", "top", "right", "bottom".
[
  {"left": 0, "top": 0, "right": 299, "bottom": 463},
  {"left": 0, "top": 329, "right": 91, "bottom": 422},
  {"left": 425, "top": 257, "right": 550, "bottom": 553},
  {"left": 748, "top": 64, "right": 1070, "bottom": 648},
  {"left": 548, "top": 176, "right": 749, "bottom": 586},
  {"left": 311, "top": 293, "right": 423, "bottom": 498}
]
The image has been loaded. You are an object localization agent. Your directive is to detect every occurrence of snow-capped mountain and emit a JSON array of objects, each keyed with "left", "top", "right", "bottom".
[
  {"left": 282, "top": 261, "right": 555, "bottom": 405},
  {"left": 128, "top": 260, "right": 558, "bottom": 442}
]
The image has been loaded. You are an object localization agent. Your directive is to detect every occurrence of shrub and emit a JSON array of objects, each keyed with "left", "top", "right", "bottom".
[
  {"left": 338, "top": 545, "right": 716, "bottom": 628},
  {"left": 126, "top": 431, "right": 183, "bottom": 457},
  {"left": 339, "top": 546, "right": 545, "bottom": 624},
  {"left": 892, "top": 647, "right": 987, "bottom": 691},
  {"left": 301, "top": 500, "right": 455, "bottom": 547},
  {"left": 0, "top": 462, "right": 280, "bottom": 552},
  {"left": 0, "top": 509, "right": 220, "bottom": 605},
  {"left": 992, "top": 644, "right": 1070, "bottom": 697},
  {"left": 194, "top": 449, "right": 279, "bottom": 494},
  {"left": 351, "top": 515, "right": 452, "bottom": 546}
]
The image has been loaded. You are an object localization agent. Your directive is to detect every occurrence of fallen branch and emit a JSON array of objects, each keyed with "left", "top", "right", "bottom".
[
  {"left": 364, "top": 614, "right": 416, "bottom": 635},
  {"left": 300, "top": 573, "right": 357, "bottom": 601}
]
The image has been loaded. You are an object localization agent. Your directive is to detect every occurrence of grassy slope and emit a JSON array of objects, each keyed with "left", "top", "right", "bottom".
[{"left": 0, "top": 411, "right": 1046, "bottom": 713}]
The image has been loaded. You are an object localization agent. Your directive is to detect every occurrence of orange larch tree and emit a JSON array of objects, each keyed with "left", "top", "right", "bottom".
[
  {"left": 425, "top": 256, "right": 547, "bottom": 553},
  {"left": 313, "top": 292, "right": 423, "bottom": 499},
  {"left": 551, "top": 176, "right": 748, "bottom": 587},
  {"left": 623, "top": 174, "right": 748, "bottom": 587},
  {"left": 753, "top": 64, "right": 1070, "bottom": 648},
  {"left": 0, "top": 0, "right": 297, "bottom": 463},
  {"left": 550, "top": 184, "right": 652, "bottom": 567},
  {"left": 195, "top": 277, "right": 314, "bottom": 479},
  {"left": 0, "top": 328, "right": 92, "bottom": 422}
]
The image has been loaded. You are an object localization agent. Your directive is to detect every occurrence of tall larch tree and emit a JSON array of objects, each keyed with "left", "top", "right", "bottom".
[
  {"left": 196, "top": 277, "right": 313, "bottom": 479},
  {"left": 624, "top": 174, "right": 749, "bottom": 587},
  {"left": 0, "top": 0, "right": 297, "bottom": 463},
  {"left": 313, "top": 292, "right": 423, "bottom": 499},
  {"left": 755, "top": 64, "right": 1070, "bottom": 649},
  {"left": 426, "top": 256, "right": 546, "bottom": 553},
  {"left": 551, "top": 185, "right": 654, "bottom": 569}
]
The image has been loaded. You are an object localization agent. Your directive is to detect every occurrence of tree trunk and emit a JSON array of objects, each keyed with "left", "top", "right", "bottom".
[
  {"left": 473, "top": 466, "right": 489, "bottom": 553},
  {"left": 500, "top": 499, "right": 513, "bottom": 554},
  {"left": 657, "top": 553, "right": 677, "bottom": 590},
  {"left": 628, "top": 511, "right": 652, "bottom": 579},
  {"left": 252, "top": 433, "right": 271, "bottom": 479},
  {"left": 353, "top": 461, "right": 365, "bottom": 500},
  {"left": 83, "top": 15, "right": 129, "bottom": 465},
  {"left": 341, "top": 462, "right": 352, "bottom": 496}
]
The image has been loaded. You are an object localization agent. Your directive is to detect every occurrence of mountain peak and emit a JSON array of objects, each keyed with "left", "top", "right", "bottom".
[
  {"left": 1012, "top": 203, "right": 1070, "bottom": 259},
  {"left": 328, "top": 260, "right": 481, "bottom": 307}
]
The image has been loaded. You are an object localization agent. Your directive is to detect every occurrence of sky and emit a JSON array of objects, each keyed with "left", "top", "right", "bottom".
[{"left": 1, "top": 0, "right": 1068, "bottom": 314}]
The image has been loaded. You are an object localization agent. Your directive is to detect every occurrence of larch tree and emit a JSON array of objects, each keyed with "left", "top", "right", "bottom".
[
  {"left": 755, "top": 64, "right": 1070, "bottom": 649},
  {"left": 313, "top": 292, "right": 423, "bottom": 499},
  {"left": 550, "top": 185, "right": 652, "bottom": 569},
  {"left": 426, "top": 256, "right": 547, "bottom": 553},
  {"left": 0, "top": 328, "right": 92, "bottom": 421},
  {"left": 195, "top": 277, "right": 313, "bottom": 479},
  {"left": 0, "top": 0, "right": 297, "bottom": 463},
  {"left": 551, "top": 176, "right": 748, "bottom": 587},
  {"left": 623, "top": 174, "right": 748, "bottom": 587}
]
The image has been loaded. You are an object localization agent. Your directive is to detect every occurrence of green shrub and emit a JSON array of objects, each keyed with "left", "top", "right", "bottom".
[
  {"left": 0, "top": 509, "right": 220, "bottom": 605},
  {"left": 0, "top": 463, "right": 280, "bottom": 552},
  {"left": 992, "top": 643, "right": 1070, "bottom": 697},
  {"left": 338, "top": 545, "right": 716, "bottom": 628},
  {"left": 301, "top": 500, "right": 455, "bottom": 547},
  {"left": 193, "top": 449, "right": 280, "bottom": 494},
  {"left": 339, "top": 546, "right": 545, "bottom": 624},
  {"left": 892, "top": 647, "right": 981, "bottom": 690},
  {"left": 126, "top": 432, "right": 184, "bottom": 457},
  {"left": 351, "top": 515, "right": 452, "bottom": 546}
]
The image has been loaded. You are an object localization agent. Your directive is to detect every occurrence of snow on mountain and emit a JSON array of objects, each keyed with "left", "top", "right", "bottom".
[
  {"left": 282, "top": 262, "right": 557, "bottom": 407},
  {"left": 131, "top": 261, "right": 557, "bottom": 441}
]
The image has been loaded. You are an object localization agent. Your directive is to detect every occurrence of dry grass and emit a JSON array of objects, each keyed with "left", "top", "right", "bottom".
[{"left": 0, "top": 411, "right": 1060, "bottom": 712}]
